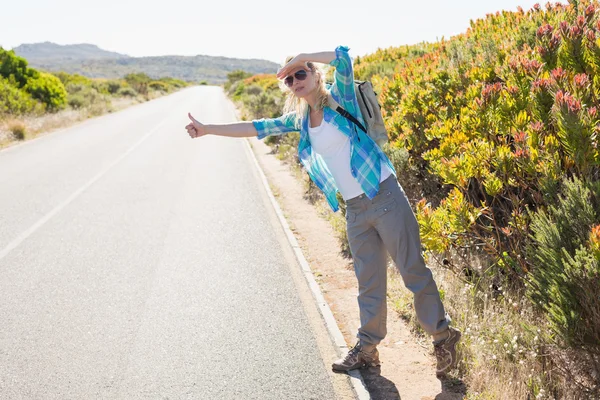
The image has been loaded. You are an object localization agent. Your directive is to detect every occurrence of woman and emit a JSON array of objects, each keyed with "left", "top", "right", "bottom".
[{"left": 185, "top": 46, "right": 461, "bottom": 377}]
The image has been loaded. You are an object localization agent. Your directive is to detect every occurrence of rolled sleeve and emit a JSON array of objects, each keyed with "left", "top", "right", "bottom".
[
  {"left": 252, "top": 112, "right": 298, "bottom": 140},
  {"left": 329, "top": 46, "right": 356, "bottom": 109},
  {"left": 329, "top": 45, "right": 352, "bottom": 77}
]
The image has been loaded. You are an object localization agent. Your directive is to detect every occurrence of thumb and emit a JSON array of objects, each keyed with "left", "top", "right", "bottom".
[{"left": 188, "top": 112, "right": 199, "bottom": 124}]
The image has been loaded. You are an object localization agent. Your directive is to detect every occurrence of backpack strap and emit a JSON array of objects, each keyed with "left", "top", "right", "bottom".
[{"left": 327, "top": 92, "right": 367, "bottom": 134}]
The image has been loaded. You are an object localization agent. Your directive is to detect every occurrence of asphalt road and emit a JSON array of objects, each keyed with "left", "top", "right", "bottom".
[{"left": 0, "top": 87, "right": 351, "bottom": 399}]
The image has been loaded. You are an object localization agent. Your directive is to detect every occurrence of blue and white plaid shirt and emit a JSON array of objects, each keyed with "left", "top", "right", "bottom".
[{"left": 252, "top": 45, "right": 396, "bottom": 212}]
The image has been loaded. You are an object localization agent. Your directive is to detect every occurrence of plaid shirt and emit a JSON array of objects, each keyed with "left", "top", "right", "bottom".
[{"left": 252, "top": 45, "right": 396, "bottom": 212}]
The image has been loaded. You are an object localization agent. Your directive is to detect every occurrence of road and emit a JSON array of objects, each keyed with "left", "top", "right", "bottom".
[{"left": 0, "top": 86, "right": 354, "bottom": 399}]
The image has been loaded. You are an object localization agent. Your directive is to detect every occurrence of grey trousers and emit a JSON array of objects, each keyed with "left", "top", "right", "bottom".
[{"left": 345, "top": 176, "right": 451, "bottom": 347}]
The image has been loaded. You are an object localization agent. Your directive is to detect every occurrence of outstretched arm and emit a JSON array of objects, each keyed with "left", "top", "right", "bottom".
[{"left": 186, "top": 113, "right": 257, "bottom": 139}]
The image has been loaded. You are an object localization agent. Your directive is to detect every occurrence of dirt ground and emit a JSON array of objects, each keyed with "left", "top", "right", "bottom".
[{"left": 247, "top": 136, "right": 466, "bottom": 400}]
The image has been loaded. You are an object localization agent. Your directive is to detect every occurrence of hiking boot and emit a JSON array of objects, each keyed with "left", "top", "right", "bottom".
[
  {"left": 434, "top": 326, "right": 462, "bottom": 377},
  {"left": 332, "top": 342, "right": 380, "bottom": 372}
]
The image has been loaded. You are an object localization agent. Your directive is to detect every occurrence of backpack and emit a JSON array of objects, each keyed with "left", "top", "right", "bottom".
[{"left": 328, "top": 80, "right": 388, "bottom": 147}]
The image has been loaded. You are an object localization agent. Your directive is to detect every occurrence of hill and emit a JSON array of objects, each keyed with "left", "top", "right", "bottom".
[
  {"left": 13, "top": 42, "right": 129, "bottom": 60},
  {"left": 11, "top": 42, "right": 280, "bottom": 84}
]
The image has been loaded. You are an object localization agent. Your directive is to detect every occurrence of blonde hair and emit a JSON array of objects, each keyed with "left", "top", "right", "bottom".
[{"left": 280, "top": 56, "right": 329, "bottom": 122}]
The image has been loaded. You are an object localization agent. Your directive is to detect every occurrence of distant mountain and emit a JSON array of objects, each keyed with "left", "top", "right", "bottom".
[
  {"left": 13, "top": 42, "right": 129, "bottom": 61},
  {"left": 10, "top": 42, "right": 280, "bottom": 84}
]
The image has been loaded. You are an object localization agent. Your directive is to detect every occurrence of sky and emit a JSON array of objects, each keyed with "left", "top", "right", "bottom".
[{"left": 2, "top": 0, "right": 555, "bottom": 64}]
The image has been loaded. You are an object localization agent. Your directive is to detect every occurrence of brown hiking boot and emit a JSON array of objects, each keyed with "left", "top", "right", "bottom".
[
  {"left": 434, "top": 326, "right": 462, "bottom": 377},
  {"left": 332, "top": 342, "right": 380, "bottom": 372}
]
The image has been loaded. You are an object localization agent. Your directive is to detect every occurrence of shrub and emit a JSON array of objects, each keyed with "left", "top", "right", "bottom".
[
  {"left": 24, "top": 72, "right": 67, "bottom": 111},
  {"left": 63, "top": 84, "right": 110, "bottom": 111},
  {"left": 106, "top": 80, "right": 124, "bottom": 94},
  {"left": 229, "top": 80, "right": 246, "bottom": 100},
  {"left": 7, "top": 119, "right": 26, "bottom": 140},
  {"left": 65, "top": 83, "right": 86, "bottom": 94},
  {"left": 68, "top": 94, "right": 85, "bottom": 109},
  {"left": 53, "top": 72, "right": 92, "bottom": 87},
  {"left": 247, "top": 92, "right": 282, "bottom": 119},
  {"left": 0, "top": 47, "right": 36, "bottom": 88},
  {"left": 224, "top": 70, "right": 253, "bottom": 91},
  {"left": 0, "top": 77, "right": 42, "bottom": 115},
  {"left": 91, "top": 80, "right": 111, "bottom": 95},
  {"left": 124, "top": 73, "right": 150, "bottom": 95},
  {"left": 526, "top": 176, "right": 600, "bottom": 396},
  {"left": 245, "top": 84, "right": 263, "bottom": 96},
  {"left": 156, "top": 77, "right": 188, "bottom": 89},
  {"left": 243, "top": 74, "right": 280, "bottom": 91},
  {"left": 117, "top": 87, "right": 137, "bottom": 97},
  {"left": 149, "top": 81, "right": 169, "bottom": 92},
  {"left": 229, "top": 73, "right": 284, "bottom": 117}
]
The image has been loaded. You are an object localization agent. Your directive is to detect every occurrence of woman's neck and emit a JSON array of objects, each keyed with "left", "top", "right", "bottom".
[{"left": 304, "top": 89, "right": 319, "bottom": 110}]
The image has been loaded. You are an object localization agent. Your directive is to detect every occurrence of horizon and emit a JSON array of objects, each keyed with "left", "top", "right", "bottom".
[{"left": 3, "top": 0, "right": 558, "bottom": 64}]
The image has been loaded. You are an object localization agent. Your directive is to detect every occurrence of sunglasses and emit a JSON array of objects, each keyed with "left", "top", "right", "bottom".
[{"left": 283, "top": 69, "right": 308, "bottom": 87}]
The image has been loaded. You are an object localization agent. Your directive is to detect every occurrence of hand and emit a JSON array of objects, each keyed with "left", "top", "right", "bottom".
[
  {"left": 186, "top": 113, "right": 206, "bottom": 138},
  {"left": 276, "top": 54, "right": 307, "bottom": 80}
]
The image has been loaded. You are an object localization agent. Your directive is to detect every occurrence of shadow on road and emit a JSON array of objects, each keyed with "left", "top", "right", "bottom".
[
  {"left": 360, "top": 365, "right": 401, "bottom": 400},
  {"left": 435, "top": 375, "right": 467, "bottom": 399},
  {"left": 351, "top": 367, "right": 467, "bottom": 400}
]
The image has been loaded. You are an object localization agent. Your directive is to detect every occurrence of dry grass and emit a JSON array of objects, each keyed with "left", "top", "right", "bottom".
[
  {"left": 8, "top": 119, "right": 27, "bottom": 140},
  {"left": 0, "top": 97, "right": 142, "bottom": 150},
  {"left": 415, "top": 255, "right": 556, "bottom": 399}
]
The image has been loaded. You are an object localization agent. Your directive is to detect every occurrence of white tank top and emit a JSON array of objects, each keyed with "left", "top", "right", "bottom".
[{"left": 308, "top": 119, "right": 393, "bottom": 200}]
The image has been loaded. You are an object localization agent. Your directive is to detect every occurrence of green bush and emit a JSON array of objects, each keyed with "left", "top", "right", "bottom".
[
  {"left": 91, "top": 81, "right": 111, "bottom": 95},
  {"left": 224, "top": 70, "right": 252, "bottom": 91},
  {"left": 0, "top": 77, "right": 42, "bottom": 115},
  {"left": 149, "top": 81, "right": 169, "bottom": 92},
  {"left": 53, "top": 72, "right": 92, "bottom": 87},
  {"left": 245, "top": 92, "right": 281, "bottom": 119},
  {"left": 526, "top": 176, "right": 600, "bottom": 396},
  {"left": 245, "top": 84, "right": 263, "bottom": 96},
  {"left": 24, "top": 72, "right": 67, "bottom": 111},
  {"left": 229, "top": 81, "right": 246, "bottom": 101},
  {"left": 0, "top": 48, "right": 36, "bottom": 88},
  {"left": 527, "top": 176, "right": 599, "bottom": 342},
  {"left": 124, "top": 73, "right": 150, "bottom": 95},
  {"left": 117, "top": 87, "right": 138, "bottom": 97},
  {"left": 65, "top": 83, "right": 86, "bottom": 94},
  {"left": 157, "top": 77, "right": 188, "bottom": 89},
  {"left": 106, "top": 80, "right": 123, "bottom": 94},
  {"left": 64, "top": 85, "right": 109, "bottom": 110},
  {"left": 68, "top": 94, "right": 87, "bottom": 109}
]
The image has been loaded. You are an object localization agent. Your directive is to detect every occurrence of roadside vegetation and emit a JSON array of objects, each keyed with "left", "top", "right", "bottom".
[
  {"left": 228, "top": 1, "right": 600, "bottom": 398},
  {"left": 0, "top": 47, "right": 190, "bottom": 148}
]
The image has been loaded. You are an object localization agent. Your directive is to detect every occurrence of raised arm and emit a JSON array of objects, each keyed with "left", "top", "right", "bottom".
[
  {"left": 186, "top": 113, "right": 257, "bottom": 139},
  {"left": 276, "top": 52, "right": 336, "bottom": 79}
]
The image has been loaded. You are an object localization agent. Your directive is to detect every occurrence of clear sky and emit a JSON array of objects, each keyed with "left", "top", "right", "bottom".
[{"left": 2, "top": 0, "right": 554, "bottom": 64}]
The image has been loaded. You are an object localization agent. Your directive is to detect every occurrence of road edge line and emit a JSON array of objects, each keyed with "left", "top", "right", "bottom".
[{"left": 243, "top": 138, "right": 371, "bottom": 400}]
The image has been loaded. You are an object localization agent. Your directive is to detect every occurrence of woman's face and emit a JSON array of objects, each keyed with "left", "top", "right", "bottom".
[{"left": 284, "top": 67, "right": 318, "bottom": 99}]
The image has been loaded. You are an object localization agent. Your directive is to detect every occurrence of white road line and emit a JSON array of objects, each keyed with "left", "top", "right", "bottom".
[
  {"left": 0, "top": 119, "right": 169, "bottom": 263},
  {"left": 243, "top": 138, "right": 371, "bottom": 400}
]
